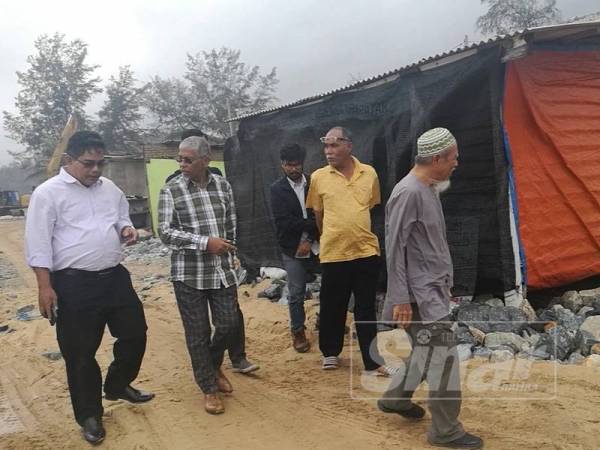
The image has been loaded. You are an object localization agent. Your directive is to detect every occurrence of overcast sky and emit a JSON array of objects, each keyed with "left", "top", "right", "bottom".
[{"left": 0, "top": 0, "right": 596, "bottom": 165}]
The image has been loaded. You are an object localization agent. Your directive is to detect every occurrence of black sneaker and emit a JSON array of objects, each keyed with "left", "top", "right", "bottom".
[
  {"left": 428, "top": 432, "right": 484, "bottom": 449},
  {"left": 377, "top": 400, "right": 425, "bottom": 420}
]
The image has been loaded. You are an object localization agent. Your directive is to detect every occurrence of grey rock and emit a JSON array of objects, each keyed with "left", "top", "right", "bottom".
[
  {"left": 468, "top": 326, "right": 486, "bottom": 345},
  {"left": 484, "top": 298, "right": 504, "bottom": 308},
  {"left": 258, "top": 282, "right": 283, "bottom": 300},
  {"left": 535, "top": 326, "right": 573, "bottom": 360},
  {"left": 577, "top": 306, "right": 595, "bottom": 317},
  {"left": 560, "top": 290, "right": 583, "bottom": 313},
  {"left": 473, "top": 347, "right": 492, "bottom": 359},
  {"left": 580, "top": 288, "right": 600, "bottom": 307},
  {"left": 42, "top": 351, "right": 62, "bottom": 361},
  {"left": 519, "top": 298, "right": 538, "bottom": 321},
  {"left": 490, "top": 348, "right": 514, "bottom": 362},
  {"left": 485, "top": 332, "right": 528, "bottom": 352},
  {"left": 574, "top": 329, "right": 600, "bottom": 356},
  {"left": 552, "top": 305, "right": 584, "bottom": 332},
  {"left": 457, "top": 344, "right": 473, "bottom": 361},
  {"left": 580, "top": 316, "right": 600, "bottom": 340},
  {"left": 455, "top": 304, "right": 528, "bottom": 334},
  {"left": 567, "top": 352, "right": 585, "bottom": 365},
  {"left": 455, "top": 326, "right": 477, "bottom": 345}
]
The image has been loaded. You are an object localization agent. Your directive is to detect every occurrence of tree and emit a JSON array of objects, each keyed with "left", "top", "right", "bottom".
[
  {"left": 97, "top": 66, "right": 145, "bottom": 154},
  {"left": 3, "top": 33, "right": 101, "bottom": 165},
  {"left": 144, "top": 47, "right": 278, "bottom": 138},
  {"left": 476, "top": 0, "right": 560, "bottom": 36}
]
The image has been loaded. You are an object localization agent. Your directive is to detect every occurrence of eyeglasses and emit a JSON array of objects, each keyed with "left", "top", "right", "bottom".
[
  {"left": 175, "top": 156, "right": 201, "bottom": 165},
  {"left": 75, "top": 158, "right": 107, "bottom": 169},
  {"left": 319, "top": 136, "right": 351, "bottom": 145}
]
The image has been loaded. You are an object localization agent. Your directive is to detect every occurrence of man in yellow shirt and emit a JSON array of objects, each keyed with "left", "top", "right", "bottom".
[{"left": 306, "top": 126, "right": 396, "bottom": 375}]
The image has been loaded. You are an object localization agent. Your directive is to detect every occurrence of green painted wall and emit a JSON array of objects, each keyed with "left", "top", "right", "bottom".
[{"left": 146, "top": 159, "right": 226, "bottom": 234}]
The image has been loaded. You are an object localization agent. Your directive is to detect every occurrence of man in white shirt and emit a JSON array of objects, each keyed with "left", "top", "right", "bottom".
[{"left": 25, "top": 131, "right": 154, "bottom": 445}]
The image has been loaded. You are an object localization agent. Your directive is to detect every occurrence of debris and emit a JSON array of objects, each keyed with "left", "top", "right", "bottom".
[
  {"left": 42, "top": 351, "right": 62, "bottom": 361},
  {"left": 259, "top": 267, "right": 287, "bottom": 281},
  {"left": 257, "top": 282, "right": 283, "bottom": 301},
  {"left": 16, "top": 304, "right": 42, "bottom": 321}
]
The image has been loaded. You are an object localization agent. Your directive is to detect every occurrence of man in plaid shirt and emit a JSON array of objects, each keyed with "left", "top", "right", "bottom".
[{"left": 158, "top": 135, "right": 248, "bottom": 415}]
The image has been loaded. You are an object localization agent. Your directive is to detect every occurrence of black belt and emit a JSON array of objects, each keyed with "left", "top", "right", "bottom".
[{"left": 54, "top": 265, "right": 119, "bottom": 278}]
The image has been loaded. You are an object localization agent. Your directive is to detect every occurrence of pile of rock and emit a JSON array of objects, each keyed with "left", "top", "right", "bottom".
[
  {"left": 451, "top": 287, "right": 600, "bottom": 364},
  {"left": 124, "top": 238, "right": 170, "bottom": 263},
  {"left": 256, "top": 268, "right": 321, "bottom": 305}
]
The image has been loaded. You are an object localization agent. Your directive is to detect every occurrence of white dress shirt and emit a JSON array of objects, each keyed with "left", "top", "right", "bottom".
[
  {"left": 26, "top": 168, "right": 133, "bottom": 271},
  {"left": 287, "top": 175, "right": 319, "bottom": 256}
]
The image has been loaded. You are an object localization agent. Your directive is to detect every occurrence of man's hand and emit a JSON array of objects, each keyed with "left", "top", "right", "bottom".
[
  {"left": 206, "top": 237, "right": 237, "bottom": 255},
  {"left": 121, "top": 226, "right": 138, "bottom": 246},
  {"left": 392, "top": 303, "right": 413, "bottom": 329},
  {"left": 38, "top": 286, "right": 57, "bottom": 320},
  {"left": 295, "top": 240, "right": 311, "bottom": 258}
]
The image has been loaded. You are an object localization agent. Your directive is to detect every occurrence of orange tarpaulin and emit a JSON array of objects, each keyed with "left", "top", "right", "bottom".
[{"left": 504, "top": 51, "right": 600, "bottom": 289}]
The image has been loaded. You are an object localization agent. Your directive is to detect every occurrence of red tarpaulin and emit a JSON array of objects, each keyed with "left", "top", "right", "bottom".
[{"left": 504, "top": 51, "right": 600, "bottom": 289}]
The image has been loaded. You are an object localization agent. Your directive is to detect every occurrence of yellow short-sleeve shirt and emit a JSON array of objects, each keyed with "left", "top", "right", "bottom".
[{"left": 306, "top": 156, "right": 380, "bottom": 263}]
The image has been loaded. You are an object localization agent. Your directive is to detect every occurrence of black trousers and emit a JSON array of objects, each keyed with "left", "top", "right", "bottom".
[
  {"left": 52, "top": 265, "right": 148, "bottom": 426},
  {"left": 319, "top": 255, "right": 383, "bottom": 370}
]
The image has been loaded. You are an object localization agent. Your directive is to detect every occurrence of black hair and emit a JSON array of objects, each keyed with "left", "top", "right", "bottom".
[
  {"left": 66, "top": 131, "right": 105, "bottom": 158},
  {"left": 280, "top": 143, "right": 306, "bottom": 163},
  {"left": 181, "top": 128, "right": 207, "bottom": 140}
]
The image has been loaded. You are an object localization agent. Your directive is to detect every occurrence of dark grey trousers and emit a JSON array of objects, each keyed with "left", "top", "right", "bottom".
[
  {"left": 173, "top": 282, "right": 241, "bottom": 394},
  {"left": 379, "top": 304, "right": 465, "bottom": 444}
]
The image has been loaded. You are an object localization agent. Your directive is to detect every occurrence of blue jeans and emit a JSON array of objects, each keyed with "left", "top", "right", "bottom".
[{"left": 282, "top": 253, "right": 311, "bottom": 332}]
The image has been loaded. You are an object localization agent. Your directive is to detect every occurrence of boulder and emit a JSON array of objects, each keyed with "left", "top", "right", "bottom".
[
  {"left": 535, "top": 326, "right": 573, "bottom": 360},
  {"left": 560, "top": 290, "right": 583, "bottom": 313},
  {"left": 468, "top": 326, "right": 486, "bottom": 345},
  {"left": 519, "top": 298, "right": 538, "bottom": 321},
  {"left": 484, "top": 298, "right": 504, "bottom": 308},
  {"left": 577, "top": 306, "right": 595, "bottom": 317},
  {"left": 473, "top": 347, "right": 492, "bottom": 359},
  {"left": 455, "top": 304, "right": 528, "bottom": 334},
  {"left": 580, "top": 316, "right": 600, "bottom": 340},
  {"left": 490, "top": 348, "right": 514, "bottom": 363},
  {"left": 552, "top": 305, "right": 584, "bottom": 332},
  {"left": 580, "top": 288, "right": 600, "bottom": 307},
  {"left": 567, "top": 352, "right": 585, "bottom": 365},
  {"left": 455, "top": 326, "right": 477, "bottom": 345},
  {"left": 573, "top": 329, "right": 600, "bottom": 356},
  {"left": 485, "top": 332, "right": 528, "bottom": 352}
]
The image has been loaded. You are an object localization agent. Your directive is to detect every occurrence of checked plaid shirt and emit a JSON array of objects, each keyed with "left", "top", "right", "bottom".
[{"left": 158, "top": 172, "right": 237, "bottom": 290}]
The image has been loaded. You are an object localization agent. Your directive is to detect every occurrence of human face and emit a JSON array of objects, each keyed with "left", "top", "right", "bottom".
[
  {"left": 282, "top": 160, "right": 303, "bottom": 182},
  {"left": 432, "top": 145, "right": 459, "bottom": 181},
  {"left": 177, "top": 147, "right": 209, "bottom": 181},
  {"left": 322, "top": 128, "right": 352, "bottom": 169},
  {"left": 65, "top": 149, "right": 105, "bottom": 186}
]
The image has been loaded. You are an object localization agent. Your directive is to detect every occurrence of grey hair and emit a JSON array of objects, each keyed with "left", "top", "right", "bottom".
[
  {"left": 330, "top": 126, "right": 353, "bottom": 142},
  {"left": 179, "top": 136, "right": 210, "bottom": 156},
  {"left": 415, "top": 145, "right": 454, "bottom": 165}
]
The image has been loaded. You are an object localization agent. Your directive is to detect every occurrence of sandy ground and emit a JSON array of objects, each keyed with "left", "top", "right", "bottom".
[{"left": 1, "top": 219, "right": 599, "bottom": 449}]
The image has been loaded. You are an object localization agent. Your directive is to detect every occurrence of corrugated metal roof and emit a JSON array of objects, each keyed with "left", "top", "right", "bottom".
[{"left": 227, "top": 20, "right": 600, "bottom": 122}]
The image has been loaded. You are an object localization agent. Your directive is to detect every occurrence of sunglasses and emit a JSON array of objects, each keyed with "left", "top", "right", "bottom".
[
  {"left": 75, "top": 158, "right": 107, "bottom": 169},
  {"left": 319, "top": 136, "right": 351, "bottom": 145}
]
